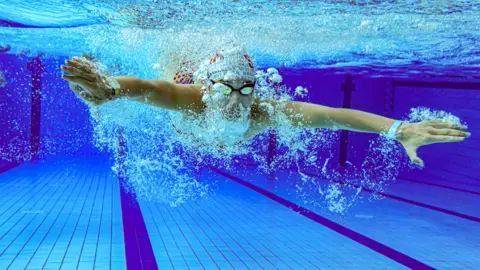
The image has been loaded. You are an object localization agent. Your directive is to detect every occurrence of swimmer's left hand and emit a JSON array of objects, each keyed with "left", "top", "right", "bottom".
[{"left": 397, "top": 120, "right": 470, "bottom": 167}]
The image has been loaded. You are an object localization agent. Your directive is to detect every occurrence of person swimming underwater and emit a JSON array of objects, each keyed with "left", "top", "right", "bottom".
[{"left": 61, "top": 47, "right": 470, "bottom": 166}]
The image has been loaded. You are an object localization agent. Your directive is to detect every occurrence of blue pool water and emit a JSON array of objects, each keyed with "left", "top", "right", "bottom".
[{"left": 1, "top": 1, "right": 480, "bottom": 269}]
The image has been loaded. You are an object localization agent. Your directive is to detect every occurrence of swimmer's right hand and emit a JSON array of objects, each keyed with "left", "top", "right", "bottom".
[{"left": 61, "top": 58, "right": 116, "bottom": 106}]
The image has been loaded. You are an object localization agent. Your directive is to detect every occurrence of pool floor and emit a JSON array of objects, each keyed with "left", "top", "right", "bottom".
[{"left": 0, "top": 157, "right": 478, "bottom": 269}]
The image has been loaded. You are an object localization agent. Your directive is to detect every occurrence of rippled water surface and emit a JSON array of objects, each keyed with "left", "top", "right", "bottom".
[{"left": 1, "top": 0, "right": 479, "bottom": 78}]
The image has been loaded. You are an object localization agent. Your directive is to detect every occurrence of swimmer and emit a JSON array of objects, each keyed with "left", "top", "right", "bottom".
[{"left": 61, "top": 48, "right": 470, "bottom": 166}]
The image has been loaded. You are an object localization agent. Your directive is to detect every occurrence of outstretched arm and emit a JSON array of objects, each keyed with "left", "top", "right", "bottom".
[
  {"left": 61, "top": 58, "right": 204, "bottom": 112},
  {"left": 276, "top": 101, "right": 471, "bottom": 166},
  {"left": 108, "top": 76, "right": 204, "bottom": 112},
  {"left": 282, "top": 101, "right": 400, "bottom": 134}
]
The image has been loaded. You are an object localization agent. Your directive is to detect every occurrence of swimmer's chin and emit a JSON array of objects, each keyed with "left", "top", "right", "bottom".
[
  {"left": 222, "top": 108, "right": 251, "bottom": 121},
  {"left": 224, "top": 113, "right": 241, "bottom": 121},
  {"left": 223, "top": 112, "right": 251, "bottom": 122}
]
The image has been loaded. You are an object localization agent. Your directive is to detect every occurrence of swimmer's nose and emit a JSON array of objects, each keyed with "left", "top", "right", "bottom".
[
  {"left": 225, "top": 92, "right": 241, "bottom": 108},
  {"left": 229, "top": 91, "right": 241, "bottom": 102}
]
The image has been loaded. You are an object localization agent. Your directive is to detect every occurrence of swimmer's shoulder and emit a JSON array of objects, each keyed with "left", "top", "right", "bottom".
[
  {"left": 243, "top": 100, "right": 271, "bottom": 140},
  {"left": 250, "top": 98, "right": 277, "bottom": 129},
  {"left": 175, "top": 83, "right": 203, "bottom": 95},
  {"left": 168, "top": 82, "right": 205, "bottom": 113}
]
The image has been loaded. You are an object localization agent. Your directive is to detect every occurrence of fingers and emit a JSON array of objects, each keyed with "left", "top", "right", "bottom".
[
  {"left": 405, "top": 146, "right": 424, "bottom": 167},
  {"left": 429, "top": 135, "right": 467, "bottom": 143},
  {"left": 65, "top": 59, "right": 93, "bottom": 73},
  {"left": 61, "top": 65, "right": 96, "bottom": 82},
  {"left": 427, "top": 128, "right": 471, "bottom": 138},
  {"left": 424, "top": 120, "right": 467, "bottom": 130},
  {"left": 62, "top": 74, "right": 95, "bottom": 90},
  {"left": 411, "top": 156, "right": 424, "bottom": 167}
]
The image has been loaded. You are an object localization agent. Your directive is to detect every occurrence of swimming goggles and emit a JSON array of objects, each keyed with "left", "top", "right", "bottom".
[{"left": 210, "top": 80, "right": 255, "bottom": 96}]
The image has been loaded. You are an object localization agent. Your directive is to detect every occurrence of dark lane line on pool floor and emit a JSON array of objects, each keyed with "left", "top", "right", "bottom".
[
  {"left": 398, "top": 176, "right": 480, "bottom": 196},
  {"left": 296, "top": 169, "right": 480, "bottom": 223},
  {"left": 117, "top": 130, "right": 158, "bottom": 270},
  {"left": 0, "top": 162, "right": 22, "bottom": 175},
  {"left": 210, "top": 166, "right": 435, "bottom": 270}
]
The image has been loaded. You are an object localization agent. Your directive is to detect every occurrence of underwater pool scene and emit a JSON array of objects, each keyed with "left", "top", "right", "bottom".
[{"left": 1, "top": 1, "right": 479, "bottom": 269}]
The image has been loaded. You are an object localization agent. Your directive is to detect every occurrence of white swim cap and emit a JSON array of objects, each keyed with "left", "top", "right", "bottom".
[{"left": 206, "top": 47, "right": 256, "bottom": 82}]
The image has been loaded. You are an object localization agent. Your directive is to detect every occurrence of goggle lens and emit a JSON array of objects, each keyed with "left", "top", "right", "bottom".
[
  {"left": 221, "top": 88, "right": 232, "bottom": 95},
  {"left": 240, "top": 87, "right": 254, "bottom": 95},
  {"left": 213, "top": 82, "right": 255, "bottom": 96}
]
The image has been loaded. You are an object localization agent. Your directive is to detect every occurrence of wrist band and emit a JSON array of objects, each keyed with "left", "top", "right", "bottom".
[
  {"left": 387, "top": 120, "right": 403, "bottom": 139},
  {"left": 110, "top": 87, "right": 120, "bottom": 100}
]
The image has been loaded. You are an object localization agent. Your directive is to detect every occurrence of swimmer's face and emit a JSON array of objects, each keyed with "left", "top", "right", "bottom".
[{"left": 211, "top": 78, "right": 255, "bottom": 120}]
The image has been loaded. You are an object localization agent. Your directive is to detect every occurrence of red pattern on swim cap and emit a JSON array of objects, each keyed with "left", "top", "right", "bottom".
[
  {"left": 205, "top": 48, "right": 256, "bottom": 81},
  {"left": 244, "top": 54, "right": 254, "bottom": 69},
  {"left": 209, "top": 51, "right": 225, "bottom": 64}
]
